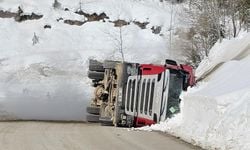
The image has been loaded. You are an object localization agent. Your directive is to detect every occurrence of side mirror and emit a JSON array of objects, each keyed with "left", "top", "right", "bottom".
[{"left": 165, "top": 59, "right": 177, "bottom": 66}]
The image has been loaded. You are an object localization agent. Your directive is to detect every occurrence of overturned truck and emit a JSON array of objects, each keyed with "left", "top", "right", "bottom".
[{"left": 86, "top": 59, "right": 195, "bottom": 127}]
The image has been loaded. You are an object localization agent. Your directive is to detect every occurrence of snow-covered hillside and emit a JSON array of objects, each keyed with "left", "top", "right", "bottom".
[
  {"left": 0, "top": 0, "right": 179, "bottom": 120},
  {"left": 139, "top": 32, "right": 250, "bottom": 150}
]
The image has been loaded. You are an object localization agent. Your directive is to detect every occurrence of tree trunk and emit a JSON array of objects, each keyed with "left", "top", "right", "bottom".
[{"left": 232, "top": 14, "right": 237, "bottom": 38}]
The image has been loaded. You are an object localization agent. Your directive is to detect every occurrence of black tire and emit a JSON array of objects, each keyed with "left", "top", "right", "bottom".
[
  {"left": 89, "top": 59, "right": 104, "bottom": 72},
  {"left": 86, "top": 114, "right": 100, "bottom": 122},
  {"left": 91, "top": 81, "right": 99, "bottom": 87},
  {"left": 88, "top": 71, "right": 104, "bottom": 80},
  {"left": 87, "top": 106, "right": 100, "bottom": 115},
  {"left": 100, "top": 121, "right": 113, "bottom": 126},
  {"left": 99, "top": 117, "right": 113, "bottom": 126},
  {"left": 103, "top": 60, "right": 119, "bottom": 69}
]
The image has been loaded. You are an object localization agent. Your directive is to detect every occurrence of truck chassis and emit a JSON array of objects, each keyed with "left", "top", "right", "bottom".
[{"left": 86, "top": 59, "right": 195, "bottom": 127}]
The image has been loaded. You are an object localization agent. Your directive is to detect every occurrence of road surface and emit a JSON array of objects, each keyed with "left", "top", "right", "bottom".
[{"left": 0, "top": 121, "right": 201, "bottom": 150}]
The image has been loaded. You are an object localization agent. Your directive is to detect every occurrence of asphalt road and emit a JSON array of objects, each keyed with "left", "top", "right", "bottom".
[{"left": 0, "top": 121, "right": 201, "bottom": 150}]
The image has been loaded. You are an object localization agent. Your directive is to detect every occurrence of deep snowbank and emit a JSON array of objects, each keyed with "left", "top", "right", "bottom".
[
  {"left": 196, "top": 32, "right": 250, "bottom": 80},
  {"left": 139, "top": 32, "right": 250, "bottom": 150},
  {"left": 0, "top": 51, "right": 92, "bottom": 120}
]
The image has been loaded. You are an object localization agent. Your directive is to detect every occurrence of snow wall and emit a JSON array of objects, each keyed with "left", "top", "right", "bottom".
[{"left": 139, "top": 32, "right": 250, "bottom": 150}]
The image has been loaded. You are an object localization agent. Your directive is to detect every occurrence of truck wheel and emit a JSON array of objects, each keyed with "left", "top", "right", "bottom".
[
  {"left": 103, "top": 60, "right": 119, "bottom": 69},
  {"left": 88, "top": 71, "right": 104, "bottom": 80},
  {"left": 87, "top": 106, "right": 100, "bottom": 115},
  {"left": 89, "top": 59, "right": 104, "bottom": 72},
  {"left": 99, "top": 117, "right": 113, "bottom": 126},
  {"left": 101, "top": 121, "right": 113, "bottom": 126},
  {"left": 86, "top": 114, "right": 100, "bottom": 122}
]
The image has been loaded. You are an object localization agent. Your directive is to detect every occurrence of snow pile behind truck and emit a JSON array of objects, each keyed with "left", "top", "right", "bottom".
[{"left": 139, "top": 32, "right": 250, "bottom": 150}]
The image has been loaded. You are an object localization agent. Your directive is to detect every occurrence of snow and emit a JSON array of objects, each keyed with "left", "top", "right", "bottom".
[
  {"left": 2, "top": 0, "right": 250, "bottom": 149},
  {"left": 196, "top": 32, "right": 250, "bottom": 80},
  {"left": 138, "top": 32, "right": 250, "bottom": 150},
  {"left": 0, "top": 0, "right": 176, "bottom": 120}
]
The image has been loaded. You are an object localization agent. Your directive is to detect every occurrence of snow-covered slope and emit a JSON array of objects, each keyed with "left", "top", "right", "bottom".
[
  {"left": 0, "top": 0, "right": 178, "bottom": 120},
  {"left": 139, "top": 32, "right": 250, "bottom": 150}
]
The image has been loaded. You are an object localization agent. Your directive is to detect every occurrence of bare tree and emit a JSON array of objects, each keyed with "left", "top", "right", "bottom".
[
  {"left": 248, "top": 9, "right": 250, "bottom": 32},
  {"left": 169, "top": 0, "right": 174, "bottom": 57},
  {"left": 172, "top": 0, "right": 249, "bottom": 66},
  {"left": 118, "top": 27, "right": 125, "bottom": 62},
  {"left": 79, "top": 0, "right": 82, "bottom": 11},
  {"left": 103, "top": 26, "right": 127, "bottom": 62},
  {"left": 102, "top": 1, "right": 127, "bottom": 62}
]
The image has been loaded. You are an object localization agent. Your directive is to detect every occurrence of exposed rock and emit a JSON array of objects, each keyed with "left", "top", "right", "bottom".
[
  {"left": 0, "top": 7, "right": 43, "bottom": 22},
  {"left": 73, "top": 10, "right": 161, "bottom": 34},
  {"left": 14, "top": 12, "right": 43, "bottom": 22},
  {"left": 133, "top": 21, "right": 149, "bottom": 29},
  {"left": 112, "top": 19, "right": 130, "bottom": 27},
  {"left": 17, "top": 6, "right": 23, "bottom": 14},
  {"left": 0, "top": 10, "right": 16, "bottom": 18},
  {"left": 44, "top": 24, "right": 52, "bottom": 29},
  {"left": 75, "top": 10, "right": 109, "bottom": 22},
  {"left": 151, "top": 26, "right": 162, "bottom": 34},
  {"left": 14, "top": 7, "right": 43, "bottom": 22},
  {"left": 56, "top": 17, "right": 63, "bottom": 22},
  {"left": 64, "top": 19, "right": 86, "bottom": 26},
  {"left": 1, "top": 6, "right": 163, "bottom": 36}
]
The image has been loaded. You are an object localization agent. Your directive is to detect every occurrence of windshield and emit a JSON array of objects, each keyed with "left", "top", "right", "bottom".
[{"left": 166, "top": 70, "right": 183, "bottom": 117}]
